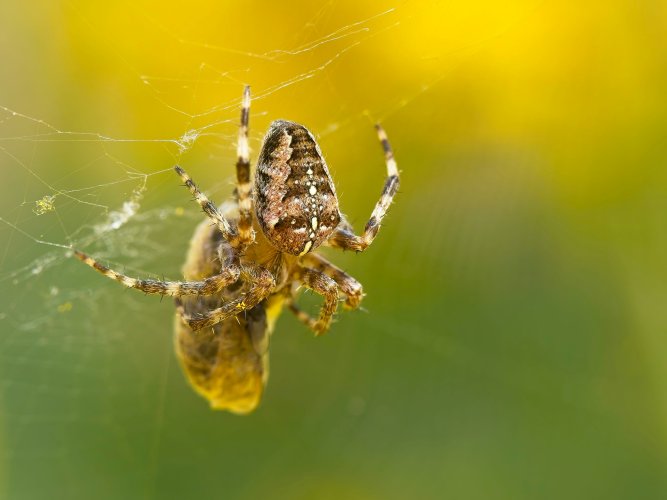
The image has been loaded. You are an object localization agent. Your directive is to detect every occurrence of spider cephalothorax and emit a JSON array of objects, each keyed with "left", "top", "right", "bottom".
[{"left": 73, "top": 86, "right": 400, "bottom": 413}]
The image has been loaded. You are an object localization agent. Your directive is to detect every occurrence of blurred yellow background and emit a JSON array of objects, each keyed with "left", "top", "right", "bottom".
[{"left": 1, "top": 1, "right": 667, "bottom": 499}]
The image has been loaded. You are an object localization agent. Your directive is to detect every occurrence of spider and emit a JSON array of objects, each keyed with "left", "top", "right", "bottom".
[{"left": 74, "top": 86, "right": 400, "bottom": 413}]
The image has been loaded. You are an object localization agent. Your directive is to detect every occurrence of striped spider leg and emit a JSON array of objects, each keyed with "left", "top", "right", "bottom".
[
  {"left": 327, "top": 124, "right": 400, "bottom": 252},
  {"left": 73, "top": 85, "right": 402, "bottom": 413},
  {"left": 301, "top": 252, "right": 363, "bottom": 310},
  {"left": 287, "top": 253, "right": 364, "bottom": 335},
  {"left": 283, "top": 124, "right": 398, "bottom": 335},
  {"left": 175, "top": 265, "right": 275, "bottom": 331},
  {"left": 74, "top": 86, "right": 266, "bottom": 329}
]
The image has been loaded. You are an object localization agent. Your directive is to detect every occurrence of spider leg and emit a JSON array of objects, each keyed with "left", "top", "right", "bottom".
[
  {"left": 174, "top": 165, "right": 238, "bottom": 244},
  {"left": 175, "top": 266, "right": 275, "bottom": 331},
  {"left": 286, "top": 301, "right": 318, "bottom": 329},
  {"left": 293, "top": 267, "right": 340, "bottom": 336},
  {"left": 327, "top": 124, "right": 399, "bottom": 252},
  {"left": 302, "top": 253, "right": 363, "bottom": 310},
  {"left": 234, "top": 85, "right": 255, "bottom": 249},
  {"left": 74, "top": 250, "right": 240, "bottom": 297}
]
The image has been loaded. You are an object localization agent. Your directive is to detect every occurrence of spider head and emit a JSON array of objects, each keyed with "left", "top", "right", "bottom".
[{"left": 254, "top": 120, "right": 341, "bottom": 256}]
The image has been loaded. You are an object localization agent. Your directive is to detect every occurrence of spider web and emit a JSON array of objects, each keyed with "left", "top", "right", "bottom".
[
  {"left": 6, "top": 1, "right": 660, "bottom": 499},
  {"left": 0, "top": 3, "right": 442, "bottom": 496}
]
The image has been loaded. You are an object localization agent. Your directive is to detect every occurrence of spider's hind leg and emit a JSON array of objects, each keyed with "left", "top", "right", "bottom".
[
  {"left": 234, "top": 85, "right": 255, "bottom": 249},
  {"left": 327, "top": 124, "right": 399, "bottom": 252},
  {"left": 179, "top": 85, "right": 256, "bottom": 252}
]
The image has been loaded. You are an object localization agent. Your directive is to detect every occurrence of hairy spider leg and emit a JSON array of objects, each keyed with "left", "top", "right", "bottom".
[
  {"left": 327, "top": 124, "right": 400, "bottom": 252},
  {"left": 302, "top": 253, "right": 363, "bottom": 310},
  {"left": 73, "top": 249, "right": 240, "bottom": 297},
  {"left": 291, "top": 267, "right": 340, "bottom": 336},
  {"left": 235, "top": 85, "right": 255, "bottom": 249},
  {"left": 176, "top": 266, "right": 275, "bottom": 331},
  {"left": 286, "top": 301, "right": 316, "bottom": 328},
  {"left": 174, "top": 165, "right": 237, "bottom": 243}
]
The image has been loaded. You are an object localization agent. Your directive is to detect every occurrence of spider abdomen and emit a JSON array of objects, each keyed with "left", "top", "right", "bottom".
[{"left": 254, "top": 120, "right": 341, "bottom": 256}]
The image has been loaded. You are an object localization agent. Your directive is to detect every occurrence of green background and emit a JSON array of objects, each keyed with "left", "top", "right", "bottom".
[{"left": 1, "top": 1, "right": 667, "bottom": 499}]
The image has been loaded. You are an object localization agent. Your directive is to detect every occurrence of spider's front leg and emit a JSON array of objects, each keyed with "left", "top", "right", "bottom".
[
  {"left": 327, "top": 124, "right": 399, "bottom": 252},
  {"left": 175, "top": 265, "right": 275, "bottom": 331},
  {"left": 302, "top": 253, "right": 363, "bottom": 310},
  {"left": 291, "top": 267, "right": 340, "bottom": 336},
  {"left": 73, "top": 249, "right": 240, "bottom": 296}
]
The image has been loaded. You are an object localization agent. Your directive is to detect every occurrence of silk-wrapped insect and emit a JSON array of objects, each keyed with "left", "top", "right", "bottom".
[{"left": 74, "top": 86, "right": 400, "bottom": 413}]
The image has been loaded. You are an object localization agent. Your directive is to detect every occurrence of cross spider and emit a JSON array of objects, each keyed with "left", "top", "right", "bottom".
[{"left": 74, "top": 86, "right": 400, "bottom": 413}]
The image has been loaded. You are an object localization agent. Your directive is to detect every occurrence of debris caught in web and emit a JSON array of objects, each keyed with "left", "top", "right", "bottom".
[{"left": 33, "top": 194, "right": 56, "bottom": 215}]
